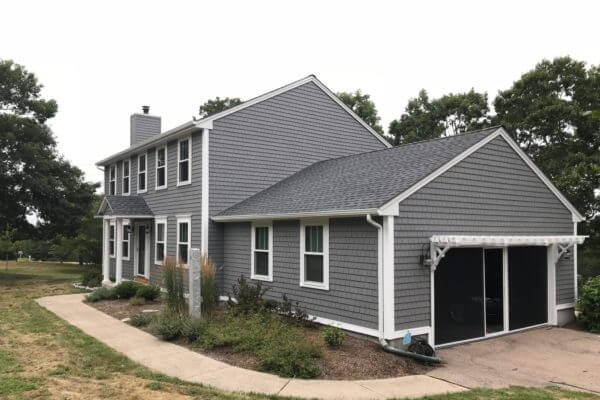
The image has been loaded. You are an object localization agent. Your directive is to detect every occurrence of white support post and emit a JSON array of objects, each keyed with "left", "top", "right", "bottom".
[
  {"left": 102, "top": 219, "right": 111, "bottom": 285},
  {"left": 547, "top": 244, "right": 558, "bottom": 325},
  {"left": 502, "top": 247, "right": 509, "bottom": 332},
  {"left": 201, "top": 128, "right": 209, "bottom": 256},
  {"left": 382, "top": 216, "right": 395, "bottom": 338},
  {"left": 189, "top": 247, "right": 202, "bottom": 318},
  {"left": 115, "top": 218, "right": 123, "bottom": 284},
  {"left": 573, "top": 221, "right": 578, "bottom": 302},
  {"left": 429, "top": 242, "right": 435, "bottom": 347}
]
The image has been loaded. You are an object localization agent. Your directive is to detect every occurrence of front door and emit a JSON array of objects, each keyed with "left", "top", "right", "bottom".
[{"left": 138, "top": 225, "right": 146, "bottom": 276}]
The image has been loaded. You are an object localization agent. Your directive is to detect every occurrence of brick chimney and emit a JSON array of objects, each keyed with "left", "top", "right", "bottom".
[{"left": 130, "top": 106, "right": 161, "bottom": 145}]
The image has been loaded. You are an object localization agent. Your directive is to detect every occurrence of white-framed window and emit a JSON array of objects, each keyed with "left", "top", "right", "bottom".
[
  {"left": 109, "top": 165, "right": 116, "bottom": 195},
  {"left": 251, "top": 221, "right": 273, "bottom": 282},
  {"left": 138, "top": 153, "right": 147, "bottom": 193},
  {"left": 299, "top": 219, "right": 329, "bottom": 290},
  {"left": 154, "top": 217, "right": 167, "bottom": 265},
  {"left": 109, "top": 221, "right": 115, "bottom": 257},
  {"left": 122, "top": 160, "right": 130, "bottom": 195},
  {"left": 177, "top": 137, "right": 191, "bottom": 186},
  {"left": 176, "top": 216, "right": 191, "bottom": 266},
  {"left": 122, "top": 221, "right": 130, "bottom": 260},
  {"left": 156, "top": 146, "right": 168, "bottom": 190}
]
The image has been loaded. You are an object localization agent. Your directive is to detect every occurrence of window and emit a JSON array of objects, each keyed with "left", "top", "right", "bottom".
[
  {"left": 155, "top": 217, "right": 167, "bottom": 265},
  {"left": 156, "top": 146, "right": 167, "bottom": 190},
  {"left": 109, "top": 222, "right": 115, "bottom": 257},
  {"left": 109, "top": 165, "right": 116, "bottom": 195},
  {"left": 251, "top": 222, "right": 272, "bottom": 281},
  {"left": 122, "top": 222, "right": 130, "bottom": 260},
  {"left": 300, "top": 220, "right": 329, "bottom": 290},
  {"left": 177, "top": 137, "right": 191, "bottom": 185},
  {"left": 122, "top": 160, "right": 130, "bottom": 195},
  {"left": 176, "top": 216, "right": 191, "bottom": 265},
  {"left": 138, "top": 153, "right": 147, "bottom": 193}
]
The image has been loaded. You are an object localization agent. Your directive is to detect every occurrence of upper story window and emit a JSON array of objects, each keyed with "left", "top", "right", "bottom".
[
  {"left": 300, "top": 220, "right": 329, "bottom": 290},
  {"left": 122, "top": 160, "right": 130, "bottom": 195},
  {"left": 156, "top": 146, "right": 167, "bottom": 190},
  {"left": 138, "top": 153, "right": 147, "bottom": 193},
  {"left": 177, "top": 137, "right": 191, "bottom": 186},
  {"left": 122, "top": 222, "right": 130, "bottom": 260},
  {"left": 109, "top": 222, "right": 115, "bottom": 257},
  {"left": 109, "top": 165, "right": 116, "bottom": 195},
  {"left": 176, "top": 216, "right": 191, "bottom": 265},
  {"left": 155, "top": 217, "right": 167, "bottom": 265},
  {"left": 251, "top": 222, "right": 273, "bottom": 282}
]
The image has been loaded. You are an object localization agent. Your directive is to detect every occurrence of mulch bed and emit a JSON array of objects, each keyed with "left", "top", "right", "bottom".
[{"left": 88, "top": 299, "right": 434, "bottom": 380}]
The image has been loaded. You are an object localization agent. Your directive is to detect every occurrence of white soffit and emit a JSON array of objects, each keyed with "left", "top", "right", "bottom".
[{"left": 430, "top": 235, "right": 587, "bottom": 247}]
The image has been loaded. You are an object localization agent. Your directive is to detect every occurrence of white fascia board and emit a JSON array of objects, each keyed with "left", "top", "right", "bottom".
[
  {"left": 102, "top": 215, "right": 154, "bottom": 219},
  {"left": 211, "top": 208, "right": 380, "bottom": 222},
  {"left": 192, "top": 75, "right": 392, "bottom": 148}
]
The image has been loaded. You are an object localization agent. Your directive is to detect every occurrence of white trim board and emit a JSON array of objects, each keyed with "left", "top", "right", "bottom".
[
  {"left": 556, "top": 302, "right": 576, "bottom": 310},
  {"left": 212, "top": 208, "right": 380, "bottom": 222}
]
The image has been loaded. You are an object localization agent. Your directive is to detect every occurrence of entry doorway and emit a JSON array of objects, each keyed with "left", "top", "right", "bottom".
[
  {"left": 434, "top": 246, "right": 548, "bottom": 346},
  {"left": 135, "top": 224, "right": 150, "bottom": 278}
]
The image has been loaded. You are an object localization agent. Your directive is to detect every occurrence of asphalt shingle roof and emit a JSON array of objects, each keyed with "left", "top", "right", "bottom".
[
  {"left": 100, "top": 195, "right": 153, "bottom": 216},
  {"left": 217, "top": 127, "right": 500, "bottom": 218}
]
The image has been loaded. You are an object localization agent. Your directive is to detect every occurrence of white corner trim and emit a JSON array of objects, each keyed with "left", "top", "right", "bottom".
[
  {"left": 556, "top": 302, "right": 576, "bottom": 310},
  {"left": 386, "top": 326, "right": 431, "bottom": 340},
  {"left": 299, "top": 218, "right": 329, "bottom": 291},
  {"left": 201, "top": 128, "right": 209, "bottom": 255},
  {"left": 573, "top": 221, "right": 579, "bottom": 302},
  {"left": 250, "top": 220, "right": 273, "bottom": 282},
  {"left": 383, "top": 216, "right": 395, "bottom": 337}
]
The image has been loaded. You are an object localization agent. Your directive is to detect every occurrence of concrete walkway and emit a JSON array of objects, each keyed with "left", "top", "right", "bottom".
[{"left": 36, "top": 294, "right": 464, "bottom": 400}]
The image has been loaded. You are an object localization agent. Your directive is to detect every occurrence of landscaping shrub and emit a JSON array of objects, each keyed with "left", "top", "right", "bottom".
[
  {"left": 258, "top": 342, "right": 321, "bottom": 378},
  {"left": 181, "top": 317, "right": 207, "bottom": 342},
  {"left": 85, "top": 287, "right": 117, "bottom": 302},
  {"left": 231, "top": 275, "right": 268, "bottom": 314},
  {"left": 152, "top": 312, "right": 185, "bottom": 341},
  {"left": 130, "top": 313, "right": 153, "bottom": 327},
  {"left": 129, "top": 296, "right": 146, "bottom": 306},
  {"left": 136, "top": 284, "right": 161, "bottom": 301},
  {"left": 201, "top": 256, "right": 219, "bottom": 314},
  {"left": 114, "top": 280, "right": 143, "bottom": 299},
  {"left": 162, "top": 257, "right": 186, "bottom": 314},
  {"left": 281, "top": 294, "right": 315, "bottom": 327},
  {"left": 578, "top": 276, "right": 600, "bottom": 332},
  {"left": 322, "top": 326, "right": 346, "bottom": 348},
  {"left": 81, "top": 268, "right": 102, "bottom": 287}
]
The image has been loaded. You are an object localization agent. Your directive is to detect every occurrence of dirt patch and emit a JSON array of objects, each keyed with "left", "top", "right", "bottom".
[{"left": 89, "top": 298, "right": 435, "bottom": 380}]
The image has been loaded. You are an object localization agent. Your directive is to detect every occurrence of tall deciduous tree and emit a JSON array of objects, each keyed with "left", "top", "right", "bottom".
[
  {"left": 389, "top": 89, "right": 491, "bottom": 145},
  {"left": 494, "top": 57, "right": 600, "bottom": 219},
  {"left": 337, "top": 90, "right": 385, "bottom": 135},
  {"left": 0, "top": 59, "right": 98, "bottom": 238},
  {"left": 198, "top": 97, "right": 242, "bottom": 118}
]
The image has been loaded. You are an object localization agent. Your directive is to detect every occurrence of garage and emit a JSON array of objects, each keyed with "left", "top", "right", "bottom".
[{"left": 430, "top": 236, "right": 584, "bottom": 346}]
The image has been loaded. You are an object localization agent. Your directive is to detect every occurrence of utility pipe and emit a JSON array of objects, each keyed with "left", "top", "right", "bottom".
[{"left": 366, "top": 215, "right": 441, "bottom": 364}]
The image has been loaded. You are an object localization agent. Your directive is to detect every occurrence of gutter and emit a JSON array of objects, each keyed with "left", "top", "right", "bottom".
[{"left": 365, "top": 215, "right": 441, "bottom": 364}]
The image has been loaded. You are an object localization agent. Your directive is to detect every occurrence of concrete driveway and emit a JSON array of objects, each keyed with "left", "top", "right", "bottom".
[{"left": 428, "top": 326, "right": 600, "bottom": 393}]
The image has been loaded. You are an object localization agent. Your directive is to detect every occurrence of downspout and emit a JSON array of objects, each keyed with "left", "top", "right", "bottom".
[{"left": 366, "top": 215, "right": 441, "bottom": 364}]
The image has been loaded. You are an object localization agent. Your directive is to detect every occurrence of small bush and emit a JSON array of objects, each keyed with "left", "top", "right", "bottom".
[
  {"left": 231, "top": 275, "right": 268, "bottom": 314},
  {"left": 130, "top": 313, "right": 153, "bottom": 327},
  {"left": 136, "top": 284, "right": 161, "bottom": 301},
  {"left": 152, "top": 312, "right": 184, "bottom": 341},
  {"left": 162, "top": 257, "right": 186, "bottom": 314},
  {"left": 81, "top": 268, "right": 102, "bottom": 287},
  {"left": 258, "top": 342, "right": 321, "bottom": 378},
  {"left": 114, "top": 281, "right": 143, "bottom": 299},
  {"left": 129, "top": 296, "right": 146, "bottom": 306},
  {"left": 322, "top": 326, "right": 346, "bottom": 348},
  {"left": 181, "top": 317, "right": 206, "bottom": 342},
  {"left": 281, "top": 294, "right": 315, "bottom": 327},
  {"left": 201, "top": 256, "right": 219, "bottom": 314},
  {"left": 85, "top": 287, "right": 117, "bottom": 302},
  {"left": 578, "top": 276, "right": 600, "bottom": 332}
]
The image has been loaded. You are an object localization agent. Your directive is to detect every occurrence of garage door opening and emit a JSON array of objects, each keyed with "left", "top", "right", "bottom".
[{"left": 434, "top": 246, "right": 547, "bottom": 346}]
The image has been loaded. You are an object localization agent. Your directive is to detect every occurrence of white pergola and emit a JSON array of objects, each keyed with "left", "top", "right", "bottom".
[{"left": 427, "top": 235, "right": 587, "bottom": 271}]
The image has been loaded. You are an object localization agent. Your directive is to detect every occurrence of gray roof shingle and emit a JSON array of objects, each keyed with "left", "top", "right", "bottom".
[
  {"left": 99, "top": 195, "right": 153, "bottom": 217},
  {"left": 216, "top": 127, "right": 500, "bottom": 218}
]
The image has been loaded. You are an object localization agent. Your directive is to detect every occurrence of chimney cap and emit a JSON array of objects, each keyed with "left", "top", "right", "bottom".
[{"left": 142, "top": 105, "right": 150, "bottom": 114}]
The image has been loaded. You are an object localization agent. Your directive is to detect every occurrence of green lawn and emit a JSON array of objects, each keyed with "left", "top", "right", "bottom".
[{"left": 0, "top": 261, "right": 598, "bottom": 400}]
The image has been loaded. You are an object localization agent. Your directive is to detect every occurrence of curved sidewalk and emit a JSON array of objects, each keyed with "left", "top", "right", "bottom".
[{"left": 36, "top": 294, "right": 465, "bottom": 400}]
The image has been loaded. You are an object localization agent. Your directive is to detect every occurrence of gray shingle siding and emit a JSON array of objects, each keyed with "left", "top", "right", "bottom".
[
  {"left": 556, "top": 256, "right": 575, "bottom": 304},
  {"left": 222, "top": 218, "right": 379, "bottom": 329},
  {"left": 394, "top": 136, "right": 574, "bottom": 331}
]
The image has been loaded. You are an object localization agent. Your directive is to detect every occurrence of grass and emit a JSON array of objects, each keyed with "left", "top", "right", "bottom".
[{"left": 0, "top": 261, "right": 598, "bottom": 399}]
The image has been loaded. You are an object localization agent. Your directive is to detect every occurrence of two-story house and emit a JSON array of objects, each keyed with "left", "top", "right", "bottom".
[{"left": 97, "top": 75, "right": 585, "bottom": 347}]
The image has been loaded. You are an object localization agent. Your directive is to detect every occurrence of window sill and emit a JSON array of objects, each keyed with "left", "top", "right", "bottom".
[
  {"left": 122, "top": 257, "right": 130, "bottom": 261},
  {"left": 251, "top": 274, "right": 273, "bottom": 282},
  {"left": 177, "top": 181, "right": 191, "bottom": 187},
  {"left": 155, "top": 185, "right": 168, "bottom": 191},
  {"left": 137, "top": 189, "right": 148, "bottom": 194},
  {"left": 300, "top": 281, "right": 329, "bottom": 291}
]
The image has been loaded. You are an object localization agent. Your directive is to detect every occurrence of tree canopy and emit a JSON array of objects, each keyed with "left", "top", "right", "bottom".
[
  {"left": 337, "top": 90, "right": 385, "bottom": 135},
  {"left": 198, "top": 97, "right": 243, "bottom": 118},
  {"left": 0, "top": 59, "right": 98, "bottom": 239},
  {"left": 388, "top": 89, "right": 491, "bottom": 145}
]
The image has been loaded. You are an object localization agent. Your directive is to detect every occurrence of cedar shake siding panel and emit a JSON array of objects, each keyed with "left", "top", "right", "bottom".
[
  {"left": 222, "top": 218, "right": 379, "bottom": 329},
  {"left": 394, "top": 136, "right": 574, "bottom": 331},
  {"left": 556, "top": 256, "right": 575, "bottom": 304},
  {"left": 209, "top": 81, "right": 388, "bottom": 279}
]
